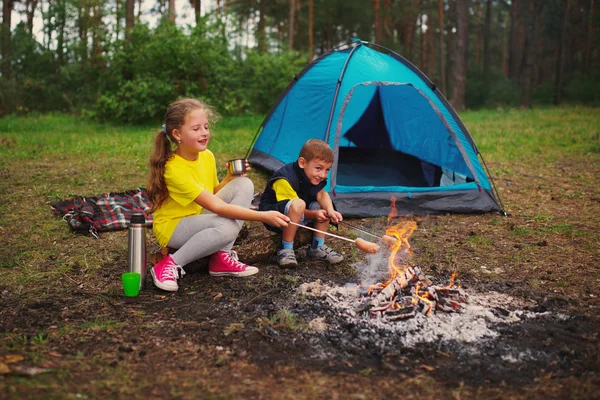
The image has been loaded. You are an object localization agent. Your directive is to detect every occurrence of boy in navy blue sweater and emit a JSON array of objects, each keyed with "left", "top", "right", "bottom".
[{"left": 259, "top": 139, "right": 344, "bottom": 267}]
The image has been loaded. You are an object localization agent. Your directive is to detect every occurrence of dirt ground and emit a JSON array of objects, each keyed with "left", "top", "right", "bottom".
[{"left": 1, "top": 155, "right": 599, "bottom": 399}]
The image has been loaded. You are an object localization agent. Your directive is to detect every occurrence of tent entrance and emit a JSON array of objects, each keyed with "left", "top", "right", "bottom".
[
  {"left": 335, "top": 84, "right": 443, "bottom": 188},
  {"left": 336, "top": 147, "right": 442, "bottom": 187}
]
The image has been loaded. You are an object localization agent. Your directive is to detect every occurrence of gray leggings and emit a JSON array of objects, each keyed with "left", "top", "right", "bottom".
[{"left": 168, "top": 177, "right": 254, "bottom": 266}]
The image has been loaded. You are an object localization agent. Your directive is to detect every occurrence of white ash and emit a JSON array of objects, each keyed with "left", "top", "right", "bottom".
[{"left": 298, "top": 280, "right": 561, "bottom": 349}]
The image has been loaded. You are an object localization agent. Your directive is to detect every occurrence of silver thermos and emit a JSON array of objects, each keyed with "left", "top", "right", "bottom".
[{"left": 128, "top": 213, "right": 147, "bottom": 289}]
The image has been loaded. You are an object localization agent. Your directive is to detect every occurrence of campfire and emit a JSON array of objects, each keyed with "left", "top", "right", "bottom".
[
  {"left": 297, "top": 207, "right": 555, "bottom": 351},
  {"left": 357, "top": 218, "right": 468, "bottom": 320}
]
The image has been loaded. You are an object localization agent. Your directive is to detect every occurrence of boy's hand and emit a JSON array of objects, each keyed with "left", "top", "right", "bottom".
[
  {"left": 327, "top": 210, "right": 343, "bottom": 224},
  {"left": 314, "top": 209, "right": 330, "bottom": 223}
]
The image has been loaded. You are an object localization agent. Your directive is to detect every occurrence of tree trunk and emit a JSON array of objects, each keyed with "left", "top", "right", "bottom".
[
  {"left": 25, "top": 0, "right": 39, "bottom": 37},
  {"left": 190, "top": 0, "right": 201, "bottom": 26},
  {"left": 502, "top": 12, "right": 509, "bottom": 77},
  {"left": 288, "top": 0, "right": 295, "bottom": 50},
  {"left": 91, "top": 2, "right": 103, "bottom": 62},
  {"left": 397, "top": 0, "right": 422, "bottom": 59},
  {"left": 136, "top": 0, "right": 142, "bottom": 20},
  {"left": 125, "top": 0, "right": 135, "bottom": 42},
  {"left": 554, "top": 0, "right": 570, "bottom": 105},
  {"left": 475, "top": 0, "right": 483, "bottom": 68},
  {"left": 383, "top": 0, "right": 393, "bottom": 44},
  {"left": 257, "top": 0, "right": 267, "bottom": 52},
  {"left": 168, "top": 0, "right": 176, "bottom": 23},
  {"left": 438, "top": 0, "right": 446, "bottom": 94},
  {"left": 583, "top": 0, "right": 594, "bottom": 73},
  {"left": 429, "top": 7, "right": 435, "bottom": 78},
  {"left": 446, "top": 0, "right": 455, "bottom": 98},
  {"left": 520, "top": 0, "right": 544, "bottom": 108},
  {"left": 1, "top": 0, "right": 13, "bottom": 79},
  {"left": 483, "top": 0, "right": 491, "bottom": 78},
  {"left": 373, "top": 0, "right": 382, "bottom": 44},
  {"left": 308, "top": 0, "right": 313, "bottom": 61},
  {"left": 44, "top": 1, "right": 52, "bottom": 50},
  {"left": 116, "top": 0, "right": 121, "bottom": 41},
  {"left": 509, "top": 0, "right": 525, "bottom": 80},
  {"left": 450, "top": 0, "right": 468, "bottom": 111},
  {"left": 534, "top": 6, "right": 544, "bottom": 85},
  {"left": 79, "top": 0, "right": 90, "bottom": 58},
  {"left": 419, "top": 13, "right": 425, "bottom": 70},
  {"left": 56, "top": 2, "right": 67, "bottom": 66}
]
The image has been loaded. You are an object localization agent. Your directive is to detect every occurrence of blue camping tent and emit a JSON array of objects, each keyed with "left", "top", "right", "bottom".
[{"left": 248, "top": 40, "right": 504, "bottom": 217}]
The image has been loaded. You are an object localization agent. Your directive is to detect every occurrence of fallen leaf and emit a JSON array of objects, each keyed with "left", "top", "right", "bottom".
[
  {"left": 1, "top": 354, "right": 24, "bottom": 364},
  {"left": 419, "top": 364, "right": 435, "bottom": 371},
  {"left": 0, "top": 363, "right": 10, "bottom": 374}
]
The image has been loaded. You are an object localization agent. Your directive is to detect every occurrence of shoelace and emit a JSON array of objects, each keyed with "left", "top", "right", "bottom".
[
  {"left": 280, "top": 250, "right": 296, "bottom": 260},
  {"left": 320, "top": 245, "right": 340, "bottom": 256},
  {"left": 224, "top": 252, "right": 246, "bottom": 271},
  {"left": 161, "top": 262, "right": 186, "bottom": 281}
]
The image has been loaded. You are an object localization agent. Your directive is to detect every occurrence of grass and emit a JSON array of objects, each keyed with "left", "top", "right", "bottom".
[
  {"left": 465, "top": 106, "right": 600, "bottom": 164},
  {"left": 1, "top": 106, "right": 599, "bottom": 399},
  {"left": 258, "top": 308, "right": 307, "bottom": 332}
]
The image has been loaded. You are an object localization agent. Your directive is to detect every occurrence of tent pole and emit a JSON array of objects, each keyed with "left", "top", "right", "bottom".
[{"left": 323, "top": 42, "right": 362, "bottom": 143}]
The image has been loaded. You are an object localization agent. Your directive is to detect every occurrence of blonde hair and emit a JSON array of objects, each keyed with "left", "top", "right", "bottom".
[
  {"left": 147, "top": 98, "right": 220, "bottom": 214},
  {"left": 299, "top": 139, "right": 334, "bottom": 164}
]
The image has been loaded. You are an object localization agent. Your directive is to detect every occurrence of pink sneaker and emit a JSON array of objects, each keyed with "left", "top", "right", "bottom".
[
  {"left": 209, "top": 251, "right": 259, "bottom": 277},
  {"left": 150, "top": 254, "right": 185, "bottom": 291}
]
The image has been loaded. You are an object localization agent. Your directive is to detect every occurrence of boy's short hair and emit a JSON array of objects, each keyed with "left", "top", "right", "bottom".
[{"left": 299, "top": 139, "right": 334, "bottom": 164}]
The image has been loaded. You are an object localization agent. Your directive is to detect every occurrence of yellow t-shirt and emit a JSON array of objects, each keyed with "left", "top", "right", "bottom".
[
  {"left": 272, "top": 179, "right": 298, "bottom": 202},
  {"left": 152, "top": 151, "right": 219, "bottom": 247}
]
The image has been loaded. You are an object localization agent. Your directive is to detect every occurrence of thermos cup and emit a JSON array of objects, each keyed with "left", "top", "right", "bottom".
[
  {"left": 127, "top": 213, "right": 147, "bottom": 289},
  {"left": 228, "top": 159, "right": 247, "bottom": 175}
]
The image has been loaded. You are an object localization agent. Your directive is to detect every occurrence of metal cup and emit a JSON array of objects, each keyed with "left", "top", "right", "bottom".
[{"left": 228, "top": 159, "right": 247, "bottom": 175}]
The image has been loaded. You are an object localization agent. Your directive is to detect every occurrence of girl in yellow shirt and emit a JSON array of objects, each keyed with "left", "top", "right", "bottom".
[{"left": 146, "top": 98, "right": 289, "bottom": 291}]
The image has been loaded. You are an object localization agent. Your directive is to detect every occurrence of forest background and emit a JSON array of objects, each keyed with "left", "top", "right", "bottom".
[{"left": 1, "top": 0, "right": 599, "bottom": 123}]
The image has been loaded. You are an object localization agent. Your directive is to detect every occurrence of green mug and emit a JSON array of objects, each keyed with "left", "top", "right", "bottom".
[{"left": 122, "top": 272, "right": 141, "bottom": 297}]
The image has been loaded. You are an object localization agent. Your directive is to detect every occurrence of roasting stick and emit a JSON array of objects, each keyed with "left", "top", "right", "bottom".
[
  {"left": 338, "top": 220, "right": 397, "bottom": 247},
  {"left": 289, "top": 221, "right": 380, "bottom": 254}
]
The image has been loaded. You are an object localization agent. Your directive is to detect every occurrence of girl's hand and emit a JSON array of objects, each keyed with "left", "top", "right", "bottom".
[
  {"left": 225, "top": 159, "right": 252, "bottom": 177},
  {"left": 263, "top": 211, "right": 289, "bottom": 228}
]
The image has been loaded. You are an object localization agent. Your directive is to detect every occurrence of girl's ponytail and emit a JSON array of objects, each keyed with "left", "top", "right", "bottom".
[{"left": 147, "top": 128, "right": 174, "bottom": 214}]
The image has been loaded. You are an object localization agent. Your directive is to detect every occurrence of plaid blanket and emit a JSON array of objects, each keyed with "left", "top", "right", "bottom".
[{"left": 51, "top": 188, "right": 153, "bottom": 238}]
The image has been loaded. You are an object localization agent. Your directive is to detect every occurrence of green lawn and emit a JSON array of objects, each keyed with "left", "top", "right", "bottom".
[{"left": 0, "top": 106, "right": 599, "bottom": 399}]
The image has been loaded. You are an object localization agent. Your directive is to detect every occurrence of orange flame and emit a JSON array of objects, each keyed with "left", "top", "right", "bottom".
[
  {"left": 387, "top": 195, "right": 398, "bottom": 224},
  {"left": 382, "top": 219, "right": 417, "bottom": 287},
  {"left": 415, "top": 283, "right": 433, "bottom": 315}
]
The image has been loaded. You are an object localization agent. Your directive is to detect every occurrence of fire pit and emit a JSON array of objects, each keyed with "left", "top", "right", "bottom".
[{"left": 297, "top": 219, "right": 565, "bottom": 352}]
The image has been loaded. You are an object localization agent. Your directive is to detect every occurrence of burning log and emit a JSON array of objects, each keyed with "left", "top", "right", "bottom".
[
  {"left": 358, "top": 266, "right": 422, "bottom": 312},
  {"left": 383, "top": 305, "right": 417, "bottom": 320},
  {"left": 357, "top": 265, "right": 467, "bottom": 319}
]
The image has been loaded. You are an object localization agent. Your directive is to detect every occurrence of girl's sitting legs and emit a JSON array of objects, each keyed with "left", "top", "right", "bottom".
[{"left": 151, "top": 177, "right": 256, "bottom": 291}]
